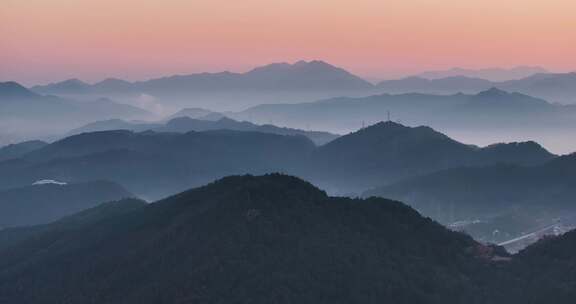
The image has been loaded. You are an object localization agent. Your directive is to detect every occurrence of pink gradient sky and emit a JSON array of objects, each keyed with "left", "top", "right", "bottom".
[{"left": 1, "top": 0, "right": 575, "bottom": 85}]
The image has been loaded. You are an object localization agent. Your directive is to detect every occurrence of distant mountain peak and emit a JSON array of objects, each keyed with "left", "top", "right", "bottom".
[
  {"left": 60, "top": 78, "right": 89, "bottom": 86},
  {"left": 215, "top": 116, "right": 237, "bottom": 123},
  {"left": 94, "top": 78, "right": 133, "bottom": 86},
  {"left": 477, "top": 87, "right": 510, "bottom": 98},
  {"left": 471, "top": 87, "right": 550, "bottom": 106},
  {"left": 323, "top": 121, "right": 455, "bottom": 150},
  {"left": 482, "top": 141, "right": 555, "bottom": 160},
  {"left": 32, "top": 78, "right": 91, "bottom": 94},
  {"left": 248, "top": 60, "right": 338, "bottom": 73},
  {"left": 50, "top": 78, "right": 90, "bottom": 89},
  {"left": 0, "top": 81, "right": 38, "bottom": 99},
  {"left": 369, "top": 120, "right": 407, "bottom": 128},
  {"left": 294, "top": 59, "right": 331, "bottom": 67},
  {"left": 417, "top": 66, "right": 548, "bottom": 81},
  {"left": 242, "top": 60, "right": 373, "bottom": 90},
  {"left": 355, "top": 120, "right": 410, "bottom": 134},
  {"left": 365, "top": 121, "right": 446, "bottom": 134},
  {"left": 185, "top": 174, "right": 327, "bottom": 201}
]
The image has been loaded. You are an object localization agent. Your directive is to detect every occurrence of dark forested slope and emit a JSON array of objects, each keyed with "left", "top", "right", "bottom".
[{"left": 0, "top": 174, "right": 500, "bottom": 304}]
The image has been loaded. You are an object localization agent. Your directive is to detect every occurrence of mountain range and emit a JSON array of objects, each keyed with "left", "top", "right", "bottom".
[
  {"left": 31, "top": 61, "right": 377, "bottom": 110},
  {"left": 0, "top": 116, "right": 564, "bottom": 251},
  {"left": 0, "top": 129, "right": 316, "bottom": 199},
  {"left": 28, "top": 62, "right": 576, "bottom": 111},
  {"left": 0, "top": 82, "right": 152, "bottom": 144},
  {"left": 235, "top": 88, "right": 576, "bottom": 153},
  {"left": 0, "top": 121, "right": 555, "bottom": 199},
  {"left": 238, "top": 88, "right": 562, "bottom": 130},
  {"left": 377, "top": 72, "right": 576, "bottom": 104},
  {"left": 69, "top": 116, "right": 339, "bottom": 145},
  {"left": 305, "top": 121, "right": 554, "bottom": 193},
  {"left": 0, "top": 82, "right": 150, "bottom": 120},
  {"left": 33, "top": 61, "right": 373, "bottom": 94},
  {"left": 416, "top": 66, "right": 548, "bottom": 81}
]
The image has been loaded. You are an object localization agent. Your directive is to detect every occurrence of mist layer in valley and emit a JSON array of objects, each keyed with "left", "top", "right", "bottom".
[{"left": 3, "top": 60, "right": 576, "bottom": 303}]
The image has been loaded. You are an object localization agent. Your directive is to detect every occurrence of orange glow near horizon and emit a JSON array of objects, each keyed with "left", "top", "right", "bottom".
[{"left": 1, "top": 0, "right": 575, "bottom": 85}]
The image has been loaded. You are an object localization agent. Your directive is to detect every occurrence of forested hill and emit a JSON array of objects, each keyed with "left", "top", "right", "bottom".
[{"left": 0, "top": 174, "right": 500, "bottom": 304}]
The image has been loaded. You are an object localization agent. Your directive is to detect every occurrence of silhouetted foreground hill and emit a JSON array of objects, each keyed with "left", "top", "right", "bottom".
[
  {"left": 503, "top": 230, "right": 576, "bottom": 303},
  {"left": 0, "top": 180, "right": 134, "bottom": 227},
  {"left": 0, "top": 174, "right": 573, "bottom": 303},
  {"left": 0, "top": 198, "right": 146, "bottom": 251},
  {"left": 0, "top": 174, "right": 501, "bottom": 304}
]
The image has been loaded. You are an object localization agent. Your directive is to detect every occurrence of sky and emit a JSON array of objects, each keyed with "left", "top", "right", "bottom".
[{"left": 1, "top": 0, "right": 575, "bottom": 85}]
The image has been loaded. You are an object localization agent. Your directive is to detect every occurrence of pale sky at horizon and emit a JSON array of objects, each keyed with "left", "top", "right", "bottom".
[{"left": 1, "top": 0, "right": 575, "bottom": 85}]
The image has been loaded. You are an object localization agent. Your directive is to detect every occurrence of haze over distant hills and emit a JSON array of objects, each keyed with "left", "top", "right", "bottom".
[
  {"left": 499, "top": 72, "right": 576, "bottom": 104},
  {"left": 10, "top": 60, "right": 576, "bottom": 151},
  {"left": 68, "top": 116, "right": 339, "bottom": 145},
  {"left": 377, "top": 72, "right": 576, "bottom": 104},
  {"left": 34, "top": 61, "right": 372, "bottom": 94},
  {"left": 0, "top": 82, "right": 149, "bottom": 119},
  {"left": 0, "top": 121, "right": 555, "bottom": 200},
  {"left": 27, "top": 61, "right": 576, "bottom": 110},
  {"left": 31, "top": 61, "right": 377, "bottom": 111},
  {"left": 0, "top": 116, "right": 564, "bottom": 253},
  {"left": 0, "top": 82, "right": 153, "bottom": 145},
  {"left": 239, "top": 88, "right": 563, "bottom": 130},
  {"left": 378, "top": 76, "right": 494, "bottom": 94},
  {"left": 165, "top": 107, "right": 225, "bottom": 121},
  {"left": 236, "top": 88, "right": 576, "bottom": 153},
  {"left": 417, "top": 66, "right": 549, "bottom": 81},
  {"left": 0, "top": 129, "right": 316, "bottom": 199},
  {"left": 5, "top": 0, "right": 576, "bottom": 299}
]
